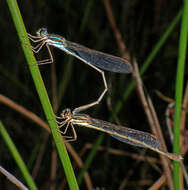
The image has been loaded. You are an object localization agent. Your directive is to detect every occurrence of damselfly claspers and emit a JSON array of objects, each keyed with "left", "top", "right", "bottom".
[
  {"left": 56, "top": 108, "right": 183, "bottom": 161},
  {"left": 28, "top": 28, "right": 132, "bottom": 113}
]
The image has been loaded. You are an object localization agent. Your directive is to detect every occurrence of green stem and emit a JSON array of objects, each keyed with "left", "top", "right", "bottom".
[
  {"left": 173, "top": 3, "right": 188, "bottom": 190},
  {"left": 6, "top": 0, "right": 79, "bottom": 189},
  {"left": 0, "top": 121, "right": 37, "bottom": 190}
]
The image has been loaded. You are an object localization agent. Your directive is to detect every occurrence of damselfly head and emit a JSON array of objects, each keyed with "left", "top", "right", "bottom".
[
  {"left": 36, "top": 28, "right": 48, "bottom": 37},
  {"left": 60, "top": 108, "right": 72, "bottom": 119}
]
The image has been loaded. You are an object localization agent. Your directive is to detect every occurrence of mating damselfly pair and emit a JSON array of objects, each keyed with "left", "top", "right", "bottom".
[{"left": 28, "top": 28, "right": 182, "bottom": 161}]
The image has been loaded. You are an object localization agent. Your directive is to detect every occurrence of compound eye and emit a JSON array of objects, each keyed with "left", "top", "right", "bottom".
[
  {"left": 61, "top": 108, "right": 71, "bottom": 119},
  {"left": 36, "top": 28, "right": 41, "bottom": 36},
  {"left": 36, "top": 28, "right": 48, "bottom": 37}
]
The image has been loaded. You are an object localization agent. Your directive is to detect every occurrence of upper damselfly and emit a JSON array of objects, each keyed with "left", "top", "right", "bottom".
[
  {"left": 56, "top": 108, "right": 183, "bottom": 161},
  {"left": 28, "top": 28, "right": 132, "bottom": 113}
]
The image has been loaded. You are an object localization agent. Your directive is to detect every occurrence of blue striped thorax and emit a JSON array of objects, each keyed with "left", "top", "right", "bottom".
[{"left": 36, "top": 28, "right": 67, "bottom": 47}]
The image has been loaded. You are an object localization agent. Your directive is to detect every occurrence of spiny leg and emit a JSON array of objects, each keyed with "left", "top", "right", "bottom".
[
  {"left": 56, "top": 120, "right": 73, "bottom": 140},
  {"left": 37, "top": 43, "right": 54, "bottom": 65},
  {"left": 56, "top": 119, "right": 67, "bottom": 126},
  {"left": 58, "top": 120, "right": 71, "bottom": 134},
  {"left": 28, "top": 33, "right": 45, "bottom": 42},
  {"left": 66, "top": 123, "right": 77, "bottom": 142},
  {"left": 22, "top": 34, "right": 44, "bottom": 52},
  {"left": 30, "top": 41, "right": 46, "bottom": 53},
  {"left": 30, "top": 42, "right": 54, "bottom": 65},
  {"left": 57, "top": 121, "right": 77, "bottom": 142},
  {"left": 62, "top": 123, "right": 77, "bottom": 142},
  {"left": 55, "top": 113, "right": 69, "bottom": 125},
  {"left": 55, "top": 115, "right": 64, "bottom": 120},
  {"left": 28, "top": 33, "right": 54, "bottom": 65}
]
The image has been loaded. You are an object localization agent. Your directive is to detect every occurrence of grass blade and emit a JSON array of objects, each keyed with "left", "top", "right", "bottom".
[{"left": 6, "top": 0, "right": 79, "bottom": 189}]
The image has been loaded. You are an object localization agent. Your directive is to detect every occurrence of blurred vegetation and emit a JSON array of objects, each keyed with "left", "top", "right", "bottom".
[{"left": 0, "top": 0, "right": 187, "bottom": 189}]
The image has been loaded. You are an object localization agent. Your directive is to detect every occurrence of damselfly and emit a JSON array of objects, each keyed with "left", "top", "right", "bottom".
[
  {"left": 56, "top": 108, "right": 183, "bottom": 161},
  {"left": 28, "top": 28, "right": 132, "bottom": 113}
]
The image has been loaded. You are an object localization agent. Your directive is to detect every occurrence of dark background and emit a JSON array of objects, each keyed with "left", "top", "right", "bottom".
[{"left": 0, "top": 0, "right": 187, "bottom": 189}]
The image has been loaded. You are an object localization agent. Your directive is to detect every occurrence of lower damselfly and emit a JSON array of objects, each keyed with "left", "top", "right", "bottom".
[
  {"left": 28, "top": 28, "right": 132, "bottom": 113},
  {"left": 56, "top": 108, "right": 183, "bottom": 161}
]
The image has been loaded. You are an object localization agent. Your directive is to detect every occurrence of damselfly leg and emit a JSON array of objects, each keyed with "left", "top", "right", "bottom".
[
  {"left": 55, "top": 114, "right": 77, "bottom": 142},
  {"left": 28, "top": 33, "right": 54, "bottom": 65}
]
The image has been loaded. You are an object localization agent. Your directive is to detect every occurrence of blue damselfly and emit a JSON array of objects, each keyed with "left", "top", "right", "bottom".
[{"left": 28, "top": 28, "right": 132, "bottom": 113}]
